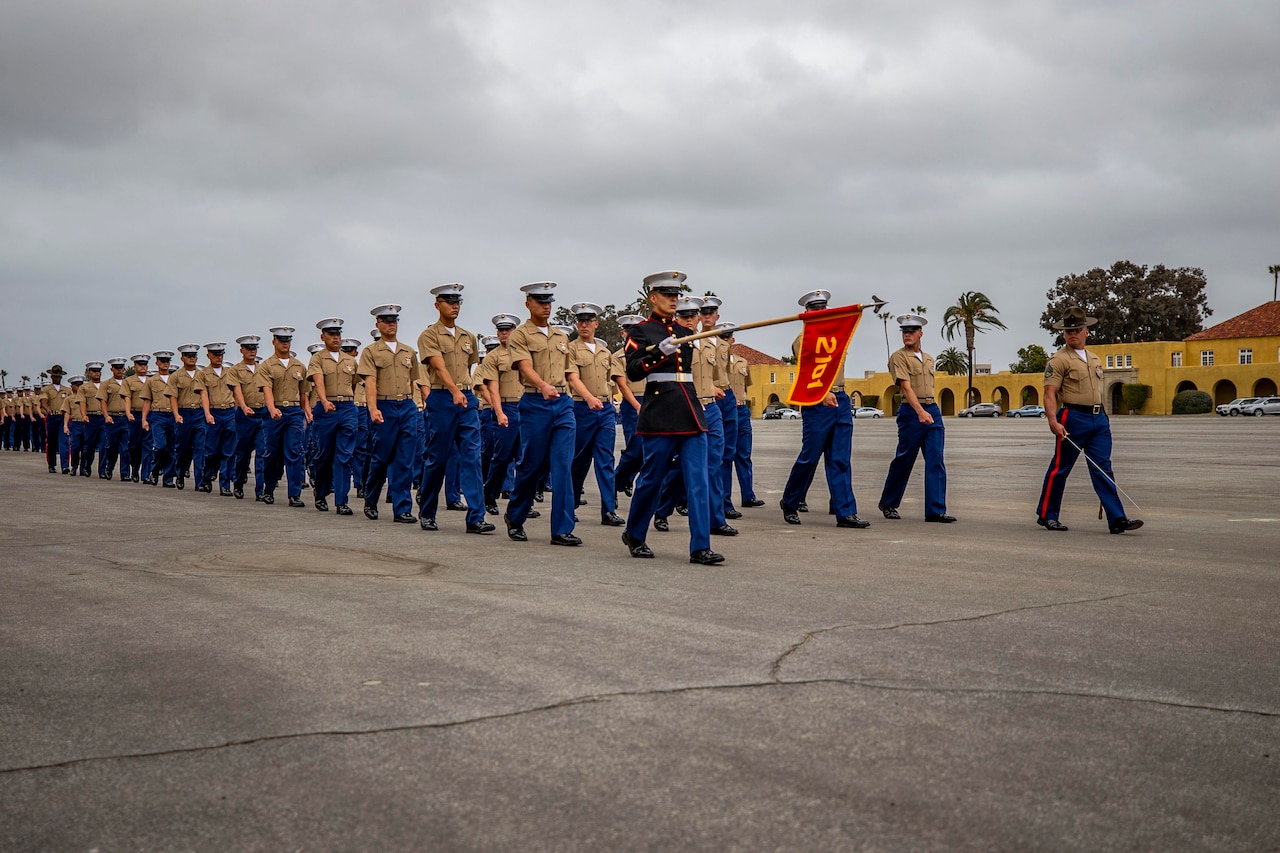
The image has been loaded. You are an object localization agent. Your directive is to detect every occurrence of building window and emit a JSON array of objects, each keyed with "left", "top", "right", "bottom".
[
  {"left": 1106, "top": 355, "right": 1114, "bottom": 368},
  {"left": 1239, "top": 349, "right": 1253, "bottom": 365},
  {"left": 769, "top": 372, "right": 776, "bottom": 384},
  {"left": 1124, "top": 354, "right": 1132, "bottom": 368},
  {"left": 1171, "top": 352, "right": 1182, "bottom": 367},
  {"left": 1201, "top": 351, "right": 1214, "bottom": 366},
  {"left": 789, "top": 372, "right": 795, "bottom": 382}
]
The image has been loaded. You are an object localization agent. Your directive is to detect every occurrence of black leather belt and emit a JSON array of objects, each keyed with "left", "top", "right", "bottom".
[{"left": 1062, "top": 403, "right": 1102, "bottom": 415}]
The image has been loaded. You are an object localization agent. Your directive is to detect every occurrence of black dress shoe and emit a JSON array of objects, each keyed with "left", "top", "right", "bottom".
[
  {"left": 725, "top": 509, "right": 743, "bottom": 520},
  {"left": 315, "top": 498, "right": 329, "bottom": 511},
  {"left": 486, "top": 503, "right": 499, "bottom": 516},
  {"left": 63, "top": 468, "right": 72, "bottom": 475},
  {"left": 48, "top": 466, "right": 56, "bottom": 474},
  {"left": 288, "top": 496, "right": 305, "bottom": 508},
  {"left": 80, "top": 470, "right": 91, "bottom": 477},
  {"left": 220, "top": 488, "right": 233, "bottom": 497},
  {"left": 878, "top": 504, "right": 901, "bottom": 520},
  {"left": 467, "top": 521, "right": 496, "bottom": 534},
  {"left": 202, "top": 483, "right": 215, "bottom": 493},
  {"left": 335, "top": 505, "right": 353, "bottom": 516},
  {"left": 1109, "top": 517, "right": 1143, "bottom": 534},
  {"left": 600, "top": 512, "right": 625, "bottom": 526},
  {"left": 262, "top": 493, "right": 275, "bottom": 504},
  {"left": 394, "top": 513, "right": 417, "bottom": 524},
  {"left": 572, "top": 512, "right": 579, "bottom": 523},
  {"left": 501, "top": 490, "right": 511, "bottom": 499},
  {"left": 675, "top": 504, "right": 688, "bottom": 516},
  {"left": 446, "top": 500, "right": 467, "bottom": 511},
  {"left": 621, "top": 531, "right": 654, "bottom": 558},
  {"left": 780, "top": 500, "right": 801, "bottom": 525},
  {"left": 1037, "top": 517, "right": 1068, "bottom": 531},
  {"left": 710, "top": 525, "right": 739, "bottom": 536},
  {"left": 234, "top": 487, "right": 245, "bottom": 499},
  {"left": 837, "top": 515, "right": 871, "bottom": 529},
  {"left": 550, "top": 533, "right": 582, "bottom": 546},
  {"left": 162, "top": 480, "right": 176, "bottom": 488},
  {"left": 653, "top": 516, "right": 670, "bottom": 532},
  {"left": 527, "top": 509, "right": 541, "bottom": 519},
  {"left": 741, "top": 498, "right": 765, "bottom": 508},
  {"left": 355, "top": 488, "right": 365, "bottom": 500},
  {"left": 925, "top": 514, "right": 957, "bottom": 523},
  {"left": 364, "top": 505, "right": 379, "bottom": 520},
  {"left": 534, "top": 491, "right": 544, "bottom": 503},
  {"left": 504, "top": 514, "right": 527, "bottom": 541},
  {"left": 131, "top": 475, "right": 139, "bottom": 483},
  {"left": 420, "top": 516, "right": 438, "bottom": 530},
  {"left": 623, "top": 485, "right": 633, "bottom": 497},
  {"left": 689, "top": 549, "right": 725, "bottom": 565},
  {"left": 176, "top": 477, "right": 185, "bottom": 490},
  {"left": 796, "top": 502, "right": 808, "bottom": 512},
  {"left": 577, "top": 496, "right": 587, "bottom": 506}
]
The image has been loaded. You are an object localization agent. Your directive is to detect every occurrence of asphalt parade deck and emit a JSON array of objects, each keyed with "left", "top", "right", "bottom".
[{"left": 2, "top": 416, "right": 1278, "bottom": 851}]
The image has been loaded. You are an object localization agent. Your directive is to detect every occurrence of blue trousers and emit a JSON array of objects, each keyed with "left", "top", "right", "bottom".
[
  {"left": 354, "top": 407, "right": 371, "bottom": 491},
  {"left": 201, "top": 409, "right": 238, "bottom": 490},
  {"left": 234, "top": 408, "right": 268, "bottom": 496},
  {"left": 365, "top": 398, "right": 418, "bottom": 517},
  {"left": 145, "top": 411, "right": 176, "bottom": 483},
  {"left": 614, "top": 397, "right": 643, "bottom": 491},
  {"left": 1037, "top": 408, "right": 1127, "bottom": 524},
  {"left": 80, "top": 415, "right": 104, "bottom": 475},
  {"left": 782, "top": 390, "right": 857, "bottom": 517},
  {"left": 418, "top": 391, "right": 485, "bottom": 525},
  {"left": 99, "top": 417, "right": 129, "bottom": 478},
  {"left": 657, "top": 402, "right": 726, "bottom": 527},
  {"left": 571, "top": 399, "right": 618, "bottom": 516},
  {"left": 879, "top": 402, "right": 947, "bottom": 517},
  {"left": 173, "top": 408, "right": 206, "bottom": 482},
  {"left": 263, "top": 406, "right": 305, "bottom": 498},
  {"left": 69, "top": 421, "right": 85, "bottom": 471},
  {"left": 47, "top": 416, "right": 70, "bottom": 470},
  {"left": 484, "top": 402, "right": 521, "bottom": 505},
  {"left": 626, "top": 431, "right": 711, "bottom": 553},
  {"left": 507, "top": 393, "right": 575, "bottom": 535},
  {"left": 717, "top": 391, "right": 738, "bottom": 512},
  {"left": 732, "top": 405, "right": 757, "bottom": 502},
  {"left": 124, "top": 416, "right": 144, "bottom": 477},
  {"left": 311, "top": 401, "right": 358, "bottom": 506},
  {"left": 479, "top": 409, "right": 496, "bottom": 484}
]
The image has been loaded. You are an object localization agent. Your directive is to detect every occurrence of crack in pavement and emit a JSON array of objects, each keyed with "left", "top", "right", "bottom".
[
  {"left": 2, "top": 674, "right": 1274, "bottom": 776},
  {"left": 768, "top": 591, "right": 1153, "bottom": 682}
]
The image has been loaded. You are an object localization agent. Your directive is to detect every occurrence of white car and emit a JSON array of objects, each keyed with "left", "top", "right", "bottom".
[
  {"left": 853, "top": 407, "right": 884, "bottom": 418},
  {"left": 1217, "top": 397, "right": 1259, "bottom": 416},
  {"left": 1241, "top": 396, "right": 1280, "bottom": 416}
]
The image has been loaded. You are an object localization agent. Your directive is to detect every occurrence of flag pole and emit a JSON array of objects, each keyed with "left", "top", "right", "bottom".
[{"left": 647, "top": 295, "right": 888, "bottom": 349}]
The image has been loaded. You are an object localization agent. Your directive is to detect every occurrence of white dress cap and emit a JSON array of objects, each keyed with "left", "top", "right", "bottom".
[
  {"left": 177, "top": 343, "right": 201, "bottom": 355},
  {"left": 618, "top": 314, "right": 645, "bottom": 328},
  {"left": 553, "top": 324, "right": 575, "bottom": 337},
  {"left": 235, "top": 335, "right": 261, "bottom": 347},
  {"left": 204, "top": 342, "right": 228, "bottom": 352},
  {"left": 570, "top": 302, "right": 603, "bottom": 318},
  {"left": 676, "top": 295, "right": 704, "bottom": 313},
  {"left": 480, "top": 334, "right": 499, "bottom": 349},
  {"left": 85, "top": 361, "right": 105, "bottom": 370},
  {"left": 430, "top": 283, "right": 465, "bottom": 298},
  {"left": 896, "top": 313, "right": 928, "bottom": 329},
  {"left": 491, "top": 313, "right": 521, "bottom": 329},
  {"left": 369, "top": 304, "right": 402, "bottom": 318},
  {"left": 153, "top": 350, "right": 175, "bottom": 360},
  {"left": 643, "top": 271, "right": 688, "bottom": 291},
  {"left": 107, "top": 358, "right": 128, "bottom": 368},
  {"left": 700, "top": 296, "right": 723, "bottom": 310},
  {"left": 520, "top": 282, "right": 557, "bottom": 301},
  {"left": 268, "top": 327, "right": 295, "bottom": 338},
  {"left": 315, "top": 317, "right": 344, "bottom": 332},
  {"left": 306, "top": 343, "right": 325, "bottom": 354},
  {"left": 130, "top": 353, "right": 151, "bottom": 363},
  {"left": 341, "top": 338, "right": 361, "bottom": 349},
  {"left": 797, "top": 290, "right": 832, "bottom": 309}
]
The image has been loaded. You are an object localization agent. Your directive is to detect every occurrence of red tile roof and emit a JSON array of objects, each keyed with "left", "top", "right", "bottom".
[
  {"left": 732, "top": 343, "right": 785, "bottom": 365},
  {"left": 1184, "top": 301, "right": 1280, "bottom": 341}
]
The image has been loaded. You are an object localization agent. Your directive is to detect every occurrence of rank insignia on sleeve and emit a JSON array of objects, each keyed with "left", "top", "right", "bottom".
[{"left": 1044, "top": 366, "right": 1054, "bottom": 378}]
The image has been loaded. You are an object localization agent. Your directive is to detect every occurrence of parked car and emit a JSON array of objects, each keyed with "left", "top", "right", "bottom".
[
  {"left": 1217, "top": 397, "right": 1260, "bottom": 416},
  {"left": 1006, "top": 405, "right": 1046, "bottom": 418},
  {"left": 958, "top": 403, "right": 1003, "bottom": 418},
  {"left": 853, "top": 406, "right": 884, "bottom": 419},
  {"left": 1241, "top": 396, "right": 1280, "bottom": 416},
  {"left": 764, "top": 407, "right": 801, "bottom": 420}
]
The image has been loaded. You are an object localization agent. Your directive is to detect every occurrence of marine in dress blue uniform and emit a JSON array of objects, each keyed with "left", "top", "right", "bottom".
[
  {"left": 1036, "top": 306, "right": 1143, "bottom": 534},
  {"left": 621, "top": 271, "right": 723, "bottom": 565},
  {"left": 877, "top": 314, "right": 953, "bottom": 522},
  {"left": 779, "top": 290, "right": 870, "bottom": 529},
  {"left": 358, "top": 305, "right": 424, "bottom": 524}
]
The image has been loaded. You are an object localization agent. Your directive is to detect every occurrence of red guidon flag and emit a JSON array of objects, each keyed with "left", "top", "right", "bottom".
[{"left": 786, "top": 304, "right": 863, "bottom": 406}]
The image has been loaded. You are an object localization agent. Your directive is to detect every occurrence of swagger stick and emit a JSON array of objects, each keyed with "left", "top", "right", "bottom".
[{"left": 1062, "top": 433, "right": 1142, "bottom": 511}]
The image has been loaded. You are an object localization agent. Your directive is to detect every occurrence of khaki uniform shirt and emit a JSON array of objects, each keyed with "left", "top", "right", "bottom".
[
  {"left": 507, "top": 322, "right": 570, "bottom": 390},
  {"left": 614, "top": 346, "right": 644, "bottom": 396},
  {"left": 888, "top": 347, "right": 936, "bottom": 401},
  {"left": 691, "top": 338, "right": 721, "bottom": 401},
  {"left": 307, "top": 350, "right": 359, "bottom": 400},
  {"left": 255, "top": 355, "right": 309, "bottom": 405},
  {"left": 228, "top": 361, "right": 265, "bottom": 409},
  {"left": 78, "top": 382, "right": 103, "bottom": 417},
  {"left": 1044, "top": 347, "right": 1104, "bottom": 407},
  {"left": 67, "top": 388, "right": 88, "bottom": 422},
  {"left": 166, "top": 369, "right": 203, "bottom": 409},
  {"left": 141, "top": 374, "right": 172, "bottom": 416},
  {"left": 714, "top": 337, "right": 733, "bottom": 390},
  {"left": 122, "top": 375, "right": 149, "bottom": 411},
  {"left": 480, "top": 346, "right": 524, "bottom": 402},
  {"left": 729, "top": 354, "right": 751, "bottom": 401},
  {"left": 40, "top": 383, "right": 74, "bottom": 416},
  {"left": 357, "top": 340, "right": 420, "bottom": 399},
  {"left": 567, "top": 339, "right": 618, "bottom": 400},
  {"left": 100, "top": 377, "right": 128, "bottom": 414},
  {"left": 1, "top": 398, "right": 13, "bottom": 419},
  {"left": 195, "top": 365, "right": 237, "bottom": 409},
  {"left": 792, "top": 332, "right": 846, "bottom": 390},
  {"left": 417, "top": 322, "right": 479, "bottom": 390}
]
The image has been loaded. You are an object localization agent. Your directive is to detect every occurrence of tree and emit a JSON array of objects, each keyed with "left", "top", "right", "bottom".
[
  {"left": 936, "top": 347, "right": 968, "bottom": 376},
  {"left": 1040, "top": 261, "right": 1212, "bottom": 346},
  {"left": 942, "top": 291, "right": 1006, "bottom": 406},
  {"left": 551, "top": 302, "right": 644, "bottom": 350},
  {"left": 20, "top": 375, "right": 30, "bottom": 387},
  {"left": 1270, "top": 264, "right": 1279, "bottom": 302},
  {"left": 0, "top": 369, "right": 7, "bottom": 389},
  {"left": 1009, "top": 344, "right": 1049, "bottom": 375}
]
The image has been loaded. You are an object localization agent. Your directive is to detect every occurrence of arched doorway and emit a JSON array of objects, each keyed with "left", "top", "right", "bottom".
[
  {"left": 850, "top": 391, "right": 861, "bottom": 406},
  {"left": 1176, "top": 380, "right": 1198, "bottom": 394},
  {"left": 1110, "top": 382, "right": 1125, "bottom": 414},
  {"left": 1254, "top": 378, "right": 1278, "bottom": 397},
  {"left": 966, "top": 388, "right": 983, "bottom": 405},
  {"left": 1020, "top": 385, "right": 1040, "bottom": 406},
  {"left": 882, "top": 385, "right": 901, "bottom": 411},
  {"left": 767, "top": 393, "right": 781, "bottom": 406},
  {"left": 1213, "top": 380, "right": 1237, "bottom": 406},
  {"left": 992, "top": 386, "right": 1010, "bottom": 413},
  {"left": 940, "top": 388, "right": 955, "bottom": 416}
]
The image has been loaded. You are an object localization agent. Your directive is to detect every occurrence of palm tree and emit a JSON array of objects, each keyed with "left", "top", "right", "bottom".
[
  {"left": 1270, "top": 264, "right": 1280, "bottom": 302},
  {"left": 20, "top": 375, "right": 31, "bottom": 388},
  {"left": 942, "top": 291, "right": 1007, "bottom": 406},
  {"left": 875, "top": 306, "right": 894, "bottom": 360},
  {"left": 0, "top": 369, "right": 7, "bottom": 389},
  {"left": 935, "top": 347, "right": 969, "bottom": 376}
]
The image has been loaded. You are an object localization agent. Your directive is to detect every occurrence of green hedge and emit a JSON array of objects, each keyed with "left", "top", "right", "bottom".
[
  {"left": 1171, "top": 389, "right": 1213, "bottom": 414},
  {"left": 1121, "top": 383, "right": 1151, "bottom": 413}
]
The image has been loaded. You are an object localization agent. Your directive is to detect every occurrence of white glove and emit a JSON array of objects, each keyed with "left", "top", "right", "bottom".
[{"left": 658, "top": 336, "right": 679, "bottom": 356}]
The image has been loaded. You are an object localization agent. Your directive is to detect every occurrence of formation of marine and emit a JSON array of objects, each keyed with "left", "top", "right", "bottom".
[{"left": 2, "top": 276, "right": 1142, "bottom": 563}]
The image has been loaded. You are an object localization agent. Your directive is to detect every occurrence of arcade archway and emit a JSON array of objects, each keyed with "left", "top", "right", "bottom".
[
  {"left": 1254, "top": 378, "right": 1278, "bottom": 397},
  {"left": 1213, "top": 380, "right": 1237, "bottom": 406},
  {"left": 940, "top": 388, "right": 955, "bottom": 416}
]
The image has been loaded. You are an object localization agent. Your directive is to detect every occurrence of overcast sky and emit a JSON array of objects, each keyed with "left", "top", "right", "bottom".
[{"left": 2, "top": 0, "right": 1278, "bottom": 382}]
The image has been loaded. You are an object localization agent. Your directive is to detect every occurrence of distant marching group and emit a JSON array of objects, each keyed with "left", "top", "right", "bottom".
[{"left": 2, "top": 275, "right": 1141, "bottom": 564}]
